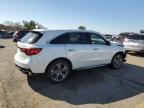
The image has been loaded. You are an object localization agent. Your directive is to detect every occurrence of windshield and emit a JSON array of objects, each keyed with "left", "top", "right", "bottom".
[
  {"left": 21, "top": 31, "right": 43, "bottom": 44},
  {"left": 127, "top": 35, "right": 144, "bottom": 40}
]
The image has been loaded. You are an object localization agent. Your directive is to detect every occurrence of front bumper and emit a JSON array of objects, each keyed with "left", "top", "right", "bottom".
[{"left": 123, "top": 52, "right": 127, "bottom": 62}]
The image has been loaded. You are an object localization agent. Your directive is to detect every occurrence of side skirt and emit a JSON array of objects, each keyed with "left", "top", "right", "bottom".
[{"left": 74, "top": 64, "right": 108, "bottom": 71}]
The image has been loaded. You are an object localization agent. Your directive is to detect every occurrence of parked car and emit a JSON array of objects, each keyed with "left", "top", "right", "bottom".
[
  {"left": 13, "top": 30, "right": 29, "bottom": 42},
  {"left": 1, "top": 31, "right": 15, "bottom": 39},
  {"left": 14, "top": 29, "right": 126, "bottom": 83},
  {"left": 0, "top": 31, "right": 7, "bottom": 38},
  {"left": 123, "top": 34, "right": 144, "bottom": 53},
  {"left": 111, "top": 35, "right": 124, "bottom": 43},
  {"left": 7, "top": 31, "right": 15, "bottom": 38},
  {"left": 104, "top": 34, "right": 113, "bottom": 40}
]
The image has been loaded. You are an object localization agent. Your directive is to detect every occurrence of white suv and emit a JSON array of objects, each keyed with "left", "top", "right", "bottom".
[{"left": 14, "top": 29, "right": 126, "bottom": 82}]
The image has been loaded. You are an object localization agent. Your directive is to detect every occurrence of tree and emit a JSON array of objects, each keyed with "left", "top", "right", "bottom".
[
  {"left": 14, "top": 22, "right": 23, "bottom": 30},
  {"left": 78, "top": 26, "right": 86, "bottom": 30},
  {"left": 0, "top": 20, "right": 46, "bottom": 31},
  {"left": 2, "top": 21, "right": 23, "bottom": 31},
  {"left": 22, "top": 20, "right": 46, "bottom": 30},
  {"left": 37, "top": 24, "right": 47, "bottom": 29},
  {"left": 22, "top": 20, "right": 38, "bottom": 30}
]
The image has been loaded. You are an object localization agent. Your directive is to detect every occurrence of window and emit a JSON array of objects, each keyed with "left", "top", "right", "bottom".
[
  {"left": 50, "top": 32, "right": 90, "bottom": 44},
  {"left": 127, "top": 35, "right": 144, "bottom": 40},
  {"left": 18, "top": 31, "right": 29, "bottom": 39},
  {"left": 21, "top": 31, "right": 43, "bottom": 44},
  {"left": 90, "top": 34, "right": 107, "bottom": 45},
  {"left": 50, "top": 33, "right": 68, "bottom": 44},
  {"left": 66, "top": 33, "right": 90, "bottom": 44}
]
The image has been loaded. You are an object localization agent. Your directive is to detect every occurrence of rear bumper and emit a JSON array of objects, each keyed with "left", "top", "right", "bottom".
[
  {"left": 14, "top": 55, "right": 30, "bottom": 69},
  {"left": 14, "top": 54, "right": 32, "bottom": 75},
  {"left": 15, "top": 64, "right": 33, "bottom": 75},
  {"left": 14, "top": 53, "right": 47, "bottom": 74}
]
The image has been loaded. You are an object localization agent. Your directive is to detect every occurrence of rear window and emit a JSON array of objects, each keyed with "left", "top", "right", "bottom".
[
  {"left": 127, "top": 35, "right": 144, "bottom": 40},
  {"left": 21, "top": 31, "right": 43, "bottom": 44}
]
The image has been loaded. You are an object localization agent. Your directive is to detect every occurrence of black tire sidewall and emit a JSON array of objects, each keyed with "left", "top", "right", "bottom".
[
  {"left": 111, "top": 54, "right": 123, "bottom": 69},
  {"left": 46, "top": 60, "right": 71, "bottom": 83}
]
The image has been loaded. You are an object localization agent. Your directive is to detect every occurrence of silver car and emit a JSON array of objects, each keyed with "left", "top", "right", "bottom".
[{"left": 123, "top": 34, "right": 144, "bottom": 52}]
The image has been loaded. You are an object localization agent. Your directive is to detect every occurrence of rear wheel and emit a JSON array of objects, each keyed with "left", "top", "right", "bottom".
[
  {"left": 111, "top": 53, "right": 123, "bottom": 69},
  {"left": 46, "top": 60, "right": 71, "bottom": 83}
]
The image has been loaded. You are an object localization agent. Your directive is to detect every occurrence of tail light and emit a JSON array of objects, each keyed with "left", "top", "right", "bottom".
[{"left": 19, "top": 48, "right": 42, "bottom": 56}]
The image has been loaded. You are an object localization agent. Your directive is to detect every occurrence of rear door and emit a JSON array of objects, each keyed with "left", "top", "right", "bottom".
[{"left": 65, "top": 32, "right": 91, "bottom": 69}]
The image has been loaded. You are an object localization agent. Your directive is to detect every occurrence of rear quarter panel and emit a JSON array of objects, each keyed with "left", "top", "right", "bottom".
[{"left": 29, "top": 44, "right": 67, "bottom": 73}]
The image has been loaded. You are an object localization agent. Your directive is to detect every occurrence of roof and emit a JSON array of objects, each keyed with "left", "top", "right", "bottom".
[
  {"left": 32, "top": 29, "right": 99, "bottom": 34},
  {"left": 31, "top": 29, "right": 106, "bottom": 42}
]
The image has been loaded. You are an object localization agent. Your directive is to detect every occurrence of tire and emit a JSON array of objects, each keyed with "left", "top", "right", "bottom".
[
  {"left": 46, "top": 60, "right": 71, "bottom": 83},
  {"left": 111, "top": 53, "right": 123, "bottom": 69}
]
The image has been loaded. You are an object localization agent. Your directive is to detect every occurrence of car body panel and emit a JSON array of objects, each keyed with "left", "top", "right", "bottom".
[
  {"left": 14, "top": 29, "right": 126, "bottom": 74},
  {"left": 123, "top": 36, "right": 144, "bottom": 52},
  {"left": 65, "top": 44, "right": 91, "bottom": 69}
]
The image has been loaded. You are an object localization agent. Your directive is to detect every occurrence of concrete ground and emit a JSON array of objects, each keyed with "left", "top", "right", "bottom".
[{"left": 0, "top": 39, "right": 144, "bottom": 108}]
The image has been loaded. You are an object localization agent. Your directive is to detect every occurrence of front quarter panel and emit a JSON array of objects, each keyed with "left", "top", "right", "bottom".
[{"left": 111, "top": 42, "right": 126, "bottom": 57}]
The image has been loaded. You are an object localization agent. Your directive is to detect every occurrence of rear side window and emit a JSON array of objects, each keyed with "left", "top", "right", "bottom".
[
  {"left": 50, "top": 32, "right": 90, "bottom": 44},
  {"left": 20, "top": 31, "right": 28, "bottom": 37},
  {"left": 21, "top": 31, "right": 43, "bottom": 44},
  {"left": 50, "top": 33, "right": 68, "bottom": 44},
  {"left": 17, "top": 31, "right": 28, "bottom": 39}
]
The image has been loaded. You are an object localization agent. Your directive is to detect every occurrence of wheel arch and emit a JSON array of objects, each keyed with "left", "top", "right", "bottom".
[
  {"left": 112, "top": 51, "right": 126, "bottom": 62},
  {"left": 45, "top": 57, "right": 73, "bottom": 73}
]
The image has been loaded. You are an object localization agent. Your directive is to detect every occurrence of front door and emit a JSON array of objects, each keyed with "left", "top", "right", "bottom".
[{"left": 90, "top": 33, "right": 112, "bottom": 66}]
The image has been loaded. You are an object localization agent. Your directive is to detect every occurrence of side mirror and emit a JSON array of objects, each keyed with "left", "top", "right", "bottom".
[{"left": 106, "top": 41, "right": 111, "bottom": 45}]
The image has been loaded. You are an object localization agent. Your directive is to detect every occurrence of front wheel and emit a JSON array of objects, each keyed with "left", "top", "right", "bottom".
[
  {"left": 46, "top": 60, "right": 71, "bottom": 83},
  {"left": 111, "top": 54, "right": 123, "bottom": 69}
]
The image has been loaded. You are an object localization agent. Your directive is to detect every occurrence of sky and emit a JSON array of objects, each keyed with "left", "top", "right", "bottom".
[{"left": 0, "top": 0, "right": 144, "bottom": 34}]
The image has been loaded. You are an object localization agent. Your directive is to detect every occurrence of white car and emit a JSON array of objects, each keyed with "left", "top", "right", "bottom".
[
  {"left": 14, "top": 29, "right": 126, "bottom": 82},
  {"left": 123, "top": 34, "right": 144, "bottom": 52}
]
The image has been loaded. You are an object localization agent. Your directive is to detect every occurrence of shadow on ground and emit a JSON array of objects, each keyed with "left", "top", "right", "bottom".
[
  {"left": 27, "top": 63, "right": 144, "bottom": 105},
  {"left": 0, "top": 46, "right": 5, "bottom": 48},
  {"left": 129, "top": 52, "right": 144, "bottom": 58}
]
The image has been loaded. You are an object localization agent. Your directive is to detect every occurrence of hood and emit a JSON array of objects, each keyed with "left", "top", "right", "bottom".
[{"left": 110, "top": 41, "right": 124, "bottom": 46}]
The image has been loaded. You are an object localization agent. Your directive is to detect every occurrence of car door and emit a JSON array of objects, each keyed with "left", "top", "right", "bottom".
[
  {"left": 90, "top": 33, "right": 113, "bottom": 66},
  {"left": 65, "top": 32, "right": 91, "bottom": 69}
]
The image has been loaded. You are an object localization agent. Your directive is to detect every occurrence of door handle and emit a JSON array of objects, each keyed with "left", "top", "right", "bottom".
[
  {"left": 93, "top": 48, "right": 99, "bottom": 50},
  {"left": 68, "top": 49, "right": 75, "bottom": 52}
]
